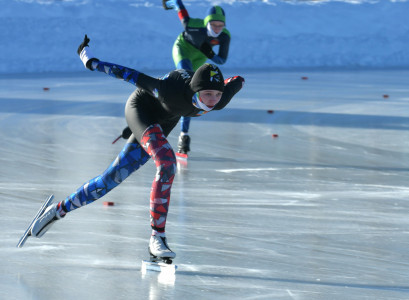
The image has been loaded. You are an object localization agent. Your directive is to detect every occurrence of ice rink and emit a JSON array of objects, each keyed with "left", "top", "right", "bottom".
[{"left": 1, "top": 69, "right": 409, "bottom": 300}]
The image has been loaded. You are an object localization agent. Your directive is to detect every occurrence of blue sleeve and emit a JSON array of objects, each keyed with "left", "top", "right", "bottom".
[
  {"left": 94, "top": 61, "right": 141, "bottom": 85},
  {"left": 210, "top": 55, "right": 226, "bottom": 65},
  {"left": 212, "top": 34, "right": 230, "bottom": 64},
  {"left": 94, "top": 60, "right": 162, "bottom": 96}
]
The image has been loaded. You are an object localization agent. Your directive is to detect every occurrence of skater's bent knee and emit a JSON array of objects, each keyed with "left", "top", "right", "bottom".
[{"left": 155, "top": 156, "right": 176, "bottom": 182}]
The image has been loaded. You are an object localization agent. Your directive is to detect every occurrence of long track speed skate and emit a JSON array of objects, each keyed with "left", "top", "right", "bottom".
[
  {"left": 17, "top": 194, "right": 54, "bottom": 248},
  {"left": 142, "top": 235, "right": 177, "bottom": 273},
  {"left": 142, "top": 252, "right": 177, "bottom": 273},
  {"left": 176, "top": 134, "right": 189, "bottom": 169},
  {"left": 175, "top": 152, "right": 188, "bottom": 169}
]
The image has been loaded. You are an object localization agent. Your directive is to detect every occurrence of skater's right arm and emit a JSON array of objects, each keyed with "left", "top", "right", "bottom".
[{"left": 163, "top": 0, "right": 190, "bottom": 27}]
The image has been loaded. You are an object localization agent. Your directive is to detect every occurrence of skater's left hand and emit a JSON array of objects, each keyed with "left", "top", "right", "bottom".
[
  {"left": 163, "top": 0, "right": 179, "bottom": 10},
  {"left": 224, "top": 76, "right": 245, "bottom": 88}
]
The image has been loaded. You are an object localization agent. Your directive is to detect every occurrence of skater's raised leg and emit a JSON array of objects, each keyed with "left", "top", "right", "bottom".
[
  {"left": 30, "top": 140, "right": 150, "bottom": 238},
  {"left": 60, "top": 140, "right": 149, "bottom": 213}
]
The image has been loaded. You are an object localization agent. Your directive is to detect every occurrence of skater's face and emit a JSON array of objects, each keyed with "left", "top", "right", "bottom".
[
  {"left": 198, "top": 90, "right": 223, "bottom": 107},
  {"left": 209, "top": 21, "right": 225, "bottom": 34}
]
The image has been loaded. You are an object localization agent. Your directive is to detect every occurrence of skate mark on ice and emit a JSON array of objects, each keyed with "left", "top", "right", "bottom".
[
  {"left": 216, "top": 167, "right": 336, "bottom": 173},
  {"left": 174, "top": 269, "right": 409, "bottom": 293}
]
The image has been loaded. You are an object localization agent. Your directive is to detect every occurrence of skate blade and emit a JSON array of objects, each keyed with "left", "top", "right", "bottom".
[
  {"left": 175, "top": 152, "right": 188, "bottom": 160},
  {"left": 17, "top": 194, "right": 54, "bottom": 248},
  {"left": 141, "top": 260, "right": 177, "bottom": 274},
  {"left": 176, "top": 152, "right": 188, "bottom": 168}
]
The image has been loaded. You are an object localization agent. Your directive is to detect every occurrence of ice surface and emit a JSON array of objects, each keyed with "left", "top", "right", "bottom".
[{"left": 1, "top": 69, "right": 409, "bottom": 299}]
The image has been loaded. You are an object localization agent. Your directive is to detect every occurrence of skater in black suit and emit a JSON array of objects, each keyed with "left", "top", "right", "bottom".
[{"left": 29, "top": 35, "right": 244, "bottom": 261}]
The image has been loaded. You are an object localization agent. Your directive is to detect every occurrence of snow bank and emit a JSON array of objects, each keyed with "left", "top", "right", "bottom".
[{"left": 0, "top": 0, "right": 408, "bottom": 73}]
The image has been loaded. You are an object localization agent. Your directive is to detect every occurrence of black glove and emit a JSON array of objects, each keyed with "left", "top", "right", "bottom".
[
  {"left": 77, "top": 34, "right": 90, "bottom": 55},
  {"left": 224, "top": 76, "right": 245, "bottom": 84},
  {"left": 77, "top": 34, "right": 99, "bottom": 70},
  {"left": 122, "top": 127, "right": 132, "bottom": 139},
  {"left": 200, "top": 43, "right": 215, "bottom": 59},
  {"left": 162, "top": 0, "right": 173, "bottom": 10},
  {"left": 112, "top": 127, "right": 132, "bottom": 144}
]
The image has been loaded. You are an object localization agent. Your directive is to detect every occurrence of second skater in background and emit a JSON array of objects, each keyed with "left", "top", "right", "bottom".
[{"left": 164, "top": 0, "right": 231, "bottom": 155}]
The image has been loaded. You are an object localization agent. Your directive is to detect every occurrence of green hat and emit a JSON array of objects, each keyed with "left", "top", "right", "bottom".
[{"left": 204, "top": 6, "right": 226, "bottom": 25}]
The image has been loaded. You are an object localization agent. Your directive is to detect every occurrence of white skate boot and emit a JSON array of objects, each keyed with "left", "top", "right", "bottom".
[
  {"left": 30, "top": 202, "right": 62, "bottom": 238},
  {"left": 17, "top": 194, "right": 55, "bottom": 247},
  {"left": 149, "top": 235, "right": 176, "bottom": 263},
  {"left": 142, "top": 235, "right": 177, "bottom": 273}
]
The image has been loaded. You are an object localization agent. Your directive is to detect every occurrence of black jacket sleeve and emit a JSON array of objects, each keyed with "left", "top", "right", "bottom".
[{"left": 213, "top": 76, "right": 245, "bottom": 110}]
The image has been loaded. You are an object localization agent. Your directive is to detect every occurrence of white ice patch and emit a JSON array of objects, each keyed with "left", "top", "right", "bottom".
[{"left": 217, "top": 167, "right": 335, "bottom": 173}]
